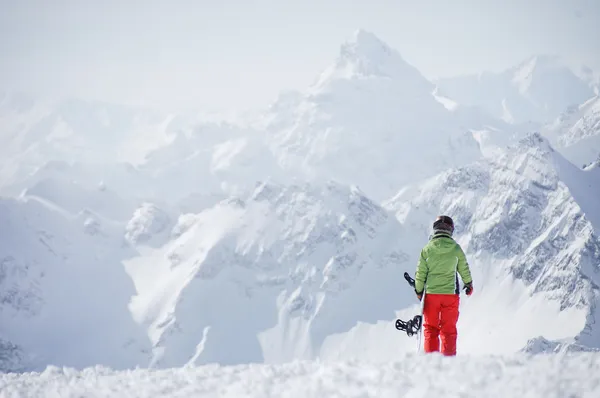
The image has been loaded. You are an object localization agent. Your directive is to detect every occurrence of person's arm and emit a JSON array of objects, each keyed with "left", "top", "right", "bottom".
[
  {"left": 456, "top": 245, "right": 472, "bottom": 284},
  {"left": 457, "top": 245, "right": 473, "bottom": 296},
  {"left": 415, "top": 248, "right": 428, "bottom": 294}
]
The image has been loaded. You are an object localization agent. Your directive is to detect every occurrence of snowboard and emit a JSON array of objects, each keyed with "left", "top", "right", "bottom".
[{"left": 394, "top": 271, "right": 425, "bottom": 352}]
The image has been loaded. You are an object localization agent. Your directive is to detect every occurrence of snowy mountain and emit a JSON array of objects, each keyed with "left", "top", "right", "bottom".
[
  {"left": 0, "top": 194, "right": 152, "bottom": 372},
  {"left": 264, "top": 29, "right": 482, "bottom": 201},
  {"left": 435, "top": 55, "right": 597, "bottom": 125},
  {"left": 137, "top": 121, "right": 286, "bottom": 206},
  {"left": 431, "top": 86, "right": 539, "bottom": 158},
  {"left": 542, "top": 95, "right": 600, "bottom": 167},
  {"left": 0, "top": 92, "right": 184, "bottom": 190},
  {"left": 1, "top": 29, "right": 600, "bottom": 387},
  {"left": 0, "top": 93, "right": 281, "bottom": 214},
  {"left": 4, "top": 131, "right": 598, "bottom": 373},
  {"left": 0, "top": 178, "right": 415, "bottom": 371},
  {"left": 1, "top": 30, "right": 489, "bottom": 206},
  {"left": 123, "top": 181, "right": 411, "bottom": 367}
]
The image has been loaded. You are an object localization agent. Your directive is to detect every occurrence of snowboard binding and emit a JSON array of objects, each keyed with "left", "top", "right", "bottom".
[
  {"left": 395, "top": 272, "right": 425, "bottom": 344},
  {"left": 395, "top": 314, "right": 422, "bottom": 336},
  {"left": 403, "top": 272, "right": 416, "bottom": 288}
]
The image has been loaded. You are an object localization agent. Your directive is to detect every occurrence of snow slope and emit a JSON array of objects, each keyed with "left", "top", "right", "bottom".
[
  {"left": 435, "top": 55, "right": 597, "bottom": 124},
  {"left": 265, "top": 29, "right": 482, "bottom": 200},
  {"left": 123, "top": 181, "right": 411, "bottom": 368},
  {"left": 138, "top": 121, "right": 286, "bottom": 204},
  {"left": 2, "top": 353, "right": 600, "bottom": 398},
  {"left": 432, "top": 87, "right": 539, "bottom": 158},
  {"left": 0, "top": 194, "right": 152, "bottom": 372},
  {"left": 542, "top": 95, "right": 600, "bottom": 167}
]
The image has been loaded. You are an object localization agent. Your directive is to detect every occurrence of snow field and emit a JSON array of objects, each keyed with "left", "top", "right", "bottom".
[{"left": 1, "top": 353, "right": 600, "bottom": 398}]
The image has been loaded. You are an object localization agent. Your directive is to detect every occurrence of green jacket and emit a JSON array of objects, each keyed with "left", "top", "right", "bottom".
[{"left": 415, "top": 231, "right": 473, "bottom": 295}]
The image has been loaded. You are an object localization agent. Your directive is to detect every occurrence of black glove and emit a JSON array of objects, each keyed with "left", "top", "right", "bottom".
[
  {"left": 415, "top": 289, "right": 423, "bottom": 301},
  {"left": 463, "top": 282, "right": 473, "bottom": 296}
]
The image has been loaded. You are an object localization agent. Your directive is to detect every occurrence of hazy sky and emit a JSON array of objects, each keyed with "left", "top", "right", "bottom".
[{"left": 1, "top": 0, "right": 599, "bottom": 113}]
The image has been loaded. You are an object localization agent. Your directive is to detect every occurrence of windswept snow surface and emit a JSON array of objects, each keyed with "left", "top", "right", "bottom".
[{"left": 2, "top": 353, "right": 600, "bottom": 398}]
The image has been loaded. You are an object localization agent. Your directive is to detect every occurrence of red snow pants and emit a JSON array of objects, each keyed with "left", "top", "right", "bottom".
[{"left": 423, "top": 293, "right": 460, "bottom": 356}]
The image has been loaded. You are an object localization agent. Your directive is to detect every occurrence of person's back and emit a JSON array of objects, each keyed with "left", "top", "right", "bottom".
[{"left": 413, "top": 215, "right": 473, "bottom": 356}]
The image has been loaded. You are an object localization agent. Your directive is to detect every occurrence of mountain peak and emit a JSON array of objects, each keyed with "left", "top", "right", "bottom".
[
  {"left": 348, "top": 29, "right": 390, "bottom": 51},
  {"left": 310, "top": 28, "right": 432, "bottom": 92},
  {"left": 510, "top": 54, "right": 597, "bottom": 96},
  {"left": 516, "top": 131, "right": 555, "bottom": 153},
  {"left": 506, "top": 131, "right": 556, "bottom": 162},
  {"left": 337, "top": 29, "right": 397, "bottom": 72}
]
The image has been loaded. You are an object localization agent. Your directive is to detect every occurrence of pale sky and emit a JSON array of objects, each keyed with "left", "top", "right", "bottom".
[{"left": 1, "top": 0, "right": 599, "bottom": 113}]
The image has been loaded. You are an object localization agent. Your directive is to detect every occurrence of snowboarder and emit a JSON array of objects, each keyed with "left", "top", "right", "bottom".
[{"left": 414, "top": 215, "right": 473, "bottom": 356}]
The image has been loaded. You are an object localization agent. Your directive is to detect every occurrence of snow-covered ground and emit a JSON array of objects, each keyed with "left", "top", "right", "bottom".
[{"left": 2, "top": 353, "right": 600, "bottom": 398}]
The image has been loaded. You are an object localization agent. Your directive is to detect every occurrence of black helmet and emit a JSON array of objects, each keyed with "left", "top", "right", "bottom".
[{"left": 433, "top": 215, "right": 454, "bottom": 233}]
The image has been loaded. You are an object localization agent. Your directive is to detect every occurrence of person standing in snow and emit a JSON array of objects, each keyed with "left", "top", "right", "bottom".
[{"left": 414, "top": 215, "right": 473, "bottom": 356}]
